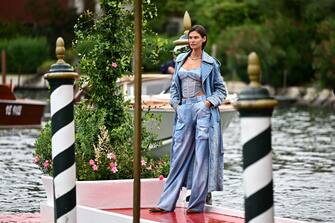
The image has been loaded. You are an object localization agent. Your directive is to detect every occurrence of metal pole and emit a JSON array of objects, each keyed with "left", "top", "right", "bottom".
[
  {"left": 45, "top": 37, "right": 79, "bottom": 223},
  {"left": 2, "top": 49, "right": 6, "bottom": 84},
  {"left": 234, "top": 52, "right": 277, "bottom": 223},
  {"left": 133, "top": 0, "right": 142, "bottom": 222}
]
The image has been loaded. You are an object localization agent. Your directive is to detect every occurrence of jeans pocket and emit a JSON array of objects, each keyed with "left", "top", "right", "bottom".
[
  {"left": 176, "top": 105, "right": 184, "bottom": 122},
  {"left": 196, "top": 115, "right": 210, "bottom": 140},
  {"left": 174, "top": 121, "right": 185, "bottom": 142},
  {"left": 196, "top": 102, "right": 210, "bottom": 118}
]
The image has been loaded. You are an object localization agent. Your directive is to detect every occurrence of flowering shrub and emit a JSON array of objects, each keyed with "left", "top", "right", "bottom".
[
  {"left": 34, "top": 0, "right": 170, "bottom": 181},
  {"left": 34, "top": 102, "right": 170, "bottom": 181}
]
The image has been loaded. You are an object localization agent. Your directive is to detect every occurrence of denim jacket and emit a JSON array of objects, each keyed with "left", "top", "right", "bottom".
[{"left": 170, "top": 50, "right": 227, "bottom": 192}]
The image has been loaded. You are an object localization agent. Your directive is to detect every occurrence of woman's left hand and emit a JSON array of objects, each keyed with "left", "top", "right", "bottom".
[{"left": 204, "top": 100, "right": 212, "bottom": 108}]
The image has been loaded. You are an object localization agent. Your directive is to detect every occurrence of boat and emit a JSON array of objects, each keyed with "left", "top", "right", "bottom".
[
  {"left": 0, "top": 84, "right": 46, "bottom": 128},
  {"left": 118, "top": 74, "right": 238, "bottom": 156}
]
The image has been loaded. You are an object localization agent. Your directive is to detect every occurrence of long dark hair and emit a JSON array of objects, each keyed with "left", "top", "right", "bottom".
[{"left": 188, "top": 25, "right": 208, "bottom": 49}]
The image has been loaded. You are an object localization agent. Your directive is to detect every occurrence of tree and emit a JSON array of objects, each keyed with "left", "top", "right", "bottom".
[
  {"left": 313, "top": 18, "right": 335, "bottom": 89},
  {"left": 26, "top": 0, "right": 78, "bottom": 48},
  {"left": 149, "top": 0, "right": 335, "bottom": 87}
]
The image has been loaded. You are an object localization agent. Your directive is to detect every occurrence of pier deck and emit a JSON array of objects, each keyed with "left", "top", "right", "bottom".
[
  {"left": 107, "top": 207, "right": 244, "bottom": 223},
  {"left": 0, "top": 207, "right": 304, "bottom": 223}
]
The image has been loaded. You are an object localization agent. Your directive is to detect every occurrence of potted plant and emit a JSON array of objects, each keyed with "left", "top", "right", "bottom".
[
  {"left": 33, "top": 0, "right": 172, "bottom": 212},
  {"left": 34, "top": 101, "right": 170, "bottom": 207}
]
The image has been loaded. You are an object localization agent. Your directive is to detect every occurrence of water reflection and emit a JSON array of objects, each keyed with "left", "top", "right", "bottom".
[{"left": 0, "top": 107, "right": 334, "bottom": 222}]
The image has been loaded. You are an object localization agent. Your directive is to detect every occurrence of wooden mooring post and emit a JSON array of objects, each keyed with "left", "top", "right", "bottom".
[
  {"left": 234, "top": 52, "right": 278, "bottom": 223},
  {"left": 44, "top": 37, "right": 79, "bottom": 223}
]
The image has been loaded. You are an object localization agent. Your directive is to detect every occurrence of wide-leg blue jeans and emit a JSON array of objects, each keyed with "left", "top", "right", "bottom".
[{"left": 157, "top": 95, "right": 210, "bottom": 212}]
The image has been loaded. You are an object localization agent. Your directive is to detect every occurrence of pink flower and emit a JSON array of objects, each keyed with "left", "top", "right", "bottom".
[
  {"left": 159, "top": 175, "right": 164, "bottom": 181},
  {"left": 92, "top": 165, "right": 98, "bottom": 172},
  {"left": 109, "top": 162, "right": 117, "bottom": 168},
  {"left": 111, "top": 62, "right": 118, "bottom": 68},
  {"left": 110, "top": 162, "right": 115, "bottom": 167},
  {"left": 107, "top": 152, "right": 116, "bottom": 160},
  {"left": 109, "top": 162, "right": 118, "bottom": 173},
  {"left": 141, "top": 159, "right": 146, "bottom": 166},
  {"left": 89, "top": 159, "right": 95, "bottom": 166},
  {"left": 43, "top": 160, "right": 50, "bottom": 169},
  {"left": 34, "top": 155, "right": 40, "bottom": 163},
  {"left": 111, "top": 166, "right": 118, "bottom": 173}
]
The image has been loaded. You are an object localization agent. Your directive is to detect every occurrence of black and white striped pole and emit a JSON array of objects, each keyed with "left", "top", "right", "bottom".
[
  {"left": 44, "top": 37, "right": 79, "bottom": 223},
  {"left": 234, "top": 52, "right": 278, "bottom": 223}
]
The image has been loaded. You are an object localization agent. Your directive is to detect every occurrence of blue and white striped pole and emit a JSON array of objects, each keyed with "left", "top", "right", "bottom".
[
  {"left": 234, "top": 52, "right": 277, "bottom": 223},
  {"left": 45, "top": 37, "right": 79, "bottom": 223}
]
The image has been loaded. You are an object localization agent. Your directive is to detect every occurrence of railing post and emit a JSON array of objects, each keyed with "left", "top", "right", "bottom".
[
  {"left": 44, "top": 37, "right": 79, "bottom": 223},
  {"left": 233, "top": 52, "right": 278, "bottom": 223},
  {"left": 2, "top": 49, "right": 6, "bottom": 84}
]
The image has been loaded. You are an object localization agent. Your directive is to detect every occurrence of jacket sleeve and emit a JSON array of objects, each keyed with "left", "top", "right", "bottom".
[
  {"left": 206, "top": 62, "right": 227, "bottom": 107},
  {"left": 169, "top": 71, "right": 180, "bottom": 110}
]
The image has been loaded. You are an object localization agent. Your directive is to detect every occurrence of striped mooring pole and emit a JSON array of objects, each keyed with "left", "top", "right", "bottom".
[
  {"left": 44, "top": 37, "right": 79, "bottom": 223},
  {"left": 234, "top": 52, "right": 278, "bottom": 223}
]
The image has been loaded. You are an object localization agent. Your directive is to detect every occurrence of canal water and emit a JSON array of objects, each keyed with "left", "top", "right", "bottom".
[{"left": 0, "top": 106, "right": 334, "bottom": 222}]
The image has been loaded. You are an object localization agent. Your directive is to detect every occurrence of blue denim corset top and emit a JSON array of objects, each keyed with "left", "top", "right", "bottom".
[{"left": 179, "top": 66, "right": 202, "bottom": 98}]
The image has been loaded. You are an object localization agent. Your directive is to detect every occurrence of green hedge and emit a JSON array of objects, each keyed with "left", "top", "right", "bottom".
[
  {"left": 0, "top": 37, "right": 50, "bottom": 74},
  {"left": 0, "top": 22, "right": 31, "bottom": 39}
]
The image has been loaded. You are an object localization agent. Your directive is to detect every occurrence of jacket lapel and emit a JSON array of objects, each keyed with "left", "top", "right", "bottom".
[
  {"left": 201, "top": 51, "right": 214, "bottom": 83},
  {"left": 175, "top": 51, "right": 190, "bottom": 70},
  {"left": 173, "top": 52, "right": 189, "bottom": 96}
]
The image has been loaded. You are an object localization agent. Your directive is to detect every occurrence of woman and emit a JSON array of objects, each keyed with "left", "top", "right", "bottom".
[{"left": 150, "top": 25, "right": 227, "bottom": 213}]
